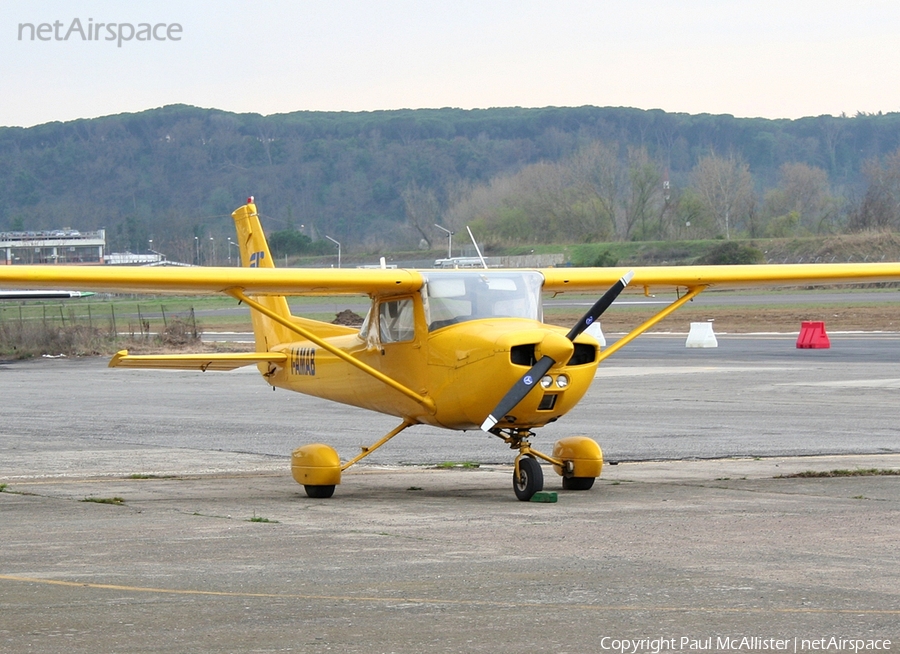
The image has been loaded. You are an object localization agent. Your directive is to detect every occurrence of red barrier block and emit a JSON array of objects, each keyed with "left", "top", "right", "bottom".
[{"left": 796, "top": 321, "right": 831, "bottom": 349}]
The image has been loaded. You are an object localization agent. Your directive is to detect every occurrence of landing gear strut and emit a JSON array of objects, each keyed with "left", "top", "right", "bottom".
[{"left": 493, "top": 428, "right": 553, "bottom": 501}]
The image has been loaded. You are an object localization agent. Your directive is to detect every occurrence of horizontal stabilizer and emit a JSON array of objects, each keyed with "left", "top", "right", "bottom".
[{"left": 109, "top": 350, "right": 287, "bottom": 371}]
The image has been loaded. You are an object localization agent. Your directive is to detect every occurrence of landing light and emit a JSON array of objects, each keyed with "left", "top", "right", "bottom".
[
  {"left": 540, "top": 375, "right": 553, "bottom": 389},
  {"left": 556, "top": 374, "right": 569, "bottom": 389}
]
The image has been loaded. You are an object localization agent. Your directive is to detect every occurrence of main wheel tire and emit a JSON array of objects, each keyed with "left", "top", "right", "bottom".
[
  {"left": 304, "top": 484, "right": 336, "bottom": 499},
  {"left": 562, "top": 476, "right": 595, "bottom": 491},
  {"left": 513, "top": 456, "right": 544, "bottom": 501}
]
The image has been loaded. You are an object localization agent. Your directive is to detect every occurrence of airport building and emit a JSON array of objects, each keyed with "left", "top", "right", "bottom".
[{"left": 0, "top": 229, "right": 106, "bottom": 265}]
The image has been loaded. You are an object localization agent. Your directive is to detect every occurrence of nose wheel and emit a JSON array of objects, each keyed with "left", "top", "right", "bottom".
[{"left": 513, "top": 456, "right": 544, "bottom": 501}]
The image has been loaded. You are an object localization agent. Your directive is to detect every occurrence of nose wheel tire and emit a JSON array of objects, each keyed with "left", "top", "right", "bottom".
[
  {"left": 562, "top": 476, "right": 595, "bottom": 491},
  {"left": 513, "top": 456, "right": 544, "bottom": 501},
  {"left": 304, "top": 484, "right": 336, "bottom": 499}
]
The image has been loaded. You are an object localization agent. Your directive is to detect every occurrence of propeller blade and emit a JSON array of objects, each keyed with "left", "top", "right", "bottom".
[
  {"left": 565, "top": 270, "right": 634, "bottom": 340},
  {"left": 481, "top": 355, "right": 554, "bottom": 431},
  {"left": 480, "top": 270, "right": 634, "bottom": 433}
]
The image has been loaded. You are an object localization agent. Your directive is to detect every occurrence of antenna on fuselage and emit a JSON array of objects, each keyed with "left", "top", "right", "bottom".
[{"left": 466, "top": 226, "right": 488, "bottom": 269}]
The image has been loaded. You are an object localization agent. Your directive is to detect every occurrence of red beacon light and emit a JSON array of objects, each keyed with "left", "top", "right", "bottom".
[{"left": 247, "top": 196, "right": 254, "bottom": 204}]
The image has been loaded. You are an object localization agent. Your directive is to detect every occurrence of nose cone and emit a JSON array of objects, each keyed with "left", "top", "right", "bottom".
[{"left": 536, "top": 330, "right": 574, "bottom": 366}]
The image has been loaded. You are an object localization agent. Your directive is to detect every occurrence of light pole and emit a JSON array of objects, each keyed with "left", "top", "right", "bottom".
[
  {"left": 227, "top": 238, "right": 239, "bottom": 265},
  {"left": 194, "top": 236, "right": 199, "bottom": 265},
  {"left": 209, "top": 236, "right": 215, "bottom": 266},
  {"left": 434, "top": 224, "right": 453, "bottom": 259},
  {"left": 325, "top": 235, "right": 341, "bottom": 268}
]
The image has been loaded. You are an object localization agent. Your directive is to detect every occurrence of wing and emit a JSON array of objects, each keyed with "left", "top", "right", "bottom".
[
  {"left": 3, "top": 261, "right": 899, "bottom": 297},
  {"left": 0, "top": 266, "right": 424, "bottom": 297},
  {"left": 539, "top": 261, "right": 900, "bottom": 364},
  {"left": 541, "top": 262, "right": 900, "bottom": 293}
]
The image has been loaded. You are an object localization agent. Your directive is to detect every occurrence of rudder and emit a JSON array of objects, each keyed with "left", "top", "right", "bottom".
[{"left": 231, "top": 198, "right": 293, "bottom": 350}]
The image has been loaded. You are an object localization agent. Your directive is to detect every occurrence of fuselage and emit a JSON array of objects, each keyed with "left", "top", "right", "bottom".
[{"left": 262, "top": 270, "right": 601, "bottom": 430}]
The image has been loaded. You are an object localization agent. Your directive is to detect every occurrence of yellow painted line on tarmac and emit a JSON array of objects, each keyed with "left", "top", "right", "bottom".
[
  {"left": 2, "top": 574, "right": 898, "bottom": 615},
  {"left": 0, "top": 473, "right": 285, "bottom": 485}
]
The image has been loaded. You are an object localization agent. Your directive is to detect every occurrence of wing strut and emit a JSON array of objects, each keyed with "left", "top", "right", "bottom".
[
  {"left": 595, "top": 285, "right": 707, "bottom": 364},
  {"left": 227, "top": 288, "right": 436, "bottom": 414}
]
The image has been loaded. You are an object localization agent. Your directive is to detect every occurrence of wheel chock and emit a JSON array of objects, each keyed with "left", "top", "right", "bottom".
[
  {"left": 685, "top": 322, "right": 718, "bottom": 348},
  {"left": 530, "top": 491, "right": 558, "bottom": 503},
  {"left": 796, "top": 321, "right": 830, "bottom": 349}
]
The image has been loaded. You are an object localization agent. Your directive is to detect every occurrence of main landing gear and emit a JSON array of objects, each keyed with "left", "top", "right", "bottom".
[
  {"left": 492, "top": 428, "right": 604, "bottom": 501},
  {"left": 291, "top": 422, "right": 602, "bottom": 501},
  {"left": 291, "top": 420, "right": 415, "bottom": 499}
]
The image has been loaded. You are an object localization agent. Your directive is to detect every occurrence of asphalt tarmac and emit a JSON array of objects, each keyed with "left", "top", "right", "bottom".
[{"left": 2, "top": 335, "right": 899, "bottom": 652}]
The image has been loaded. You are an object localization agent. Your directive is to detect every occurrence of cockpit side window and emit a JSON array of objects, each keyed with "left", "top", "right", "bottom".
[{"left": 378, "top": 298, "right": 415, "bottom": 343}]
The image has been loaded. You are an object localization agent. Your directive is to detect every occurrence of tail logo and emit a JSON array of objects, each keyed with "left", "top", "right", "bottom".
[{"left": 249, "top": 251, "right": 265, "bottom": 268}]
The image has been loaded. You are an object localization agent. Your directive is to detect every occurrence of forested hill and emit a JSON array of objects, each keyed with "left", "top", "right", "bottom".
[{"left": 2, "top": 104, "right": 900, "bottom": 261}]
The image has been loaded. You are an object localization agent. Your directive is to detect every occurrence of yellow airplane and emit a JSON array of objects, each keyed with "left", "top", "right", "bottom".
[{"left": 2, "top": 199, "right": 900, "bottom": 500}]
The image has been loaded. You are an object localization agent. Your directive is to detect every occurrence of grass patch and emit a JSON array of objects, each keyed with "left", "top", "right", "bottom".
[
  {"left": 81, "top": 496, "right": 125, "bottom": 505},
  {"left": 778, "top": 468, "right": 900, "bottom": 478},
  {"left": 247, "top": 513, "right": 279, "bottom": 523},
  {"left": 0, "top": 483, "right": 7, "bottom": 492},
  {"left": 435, "top": 461, "right": 480, "bottom": 469}
]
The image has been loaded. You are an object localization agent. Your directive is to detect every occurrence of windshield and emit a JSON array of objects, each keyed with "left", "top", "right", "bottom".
[{"left": 421, "top": 271, "right": 543, "bottom": 331}]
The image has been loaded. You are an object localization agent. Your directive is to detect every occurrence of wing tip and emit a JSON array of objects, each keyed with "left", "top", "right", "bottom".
[{"left": 109, "top": 350, "right": 129, "bottom": 368}]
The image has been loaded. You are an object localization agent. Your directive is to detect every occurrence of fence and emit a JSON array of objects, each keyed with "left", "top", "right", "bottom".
[{"left": 0, "top": 300, "right": 199, "bottom": 356}]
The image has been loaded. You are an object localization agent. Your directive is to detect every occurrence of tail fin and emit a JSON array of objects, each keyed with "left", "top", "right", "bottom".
[{"left": 232, "top": 199, "right": 293, "bottom": 350}]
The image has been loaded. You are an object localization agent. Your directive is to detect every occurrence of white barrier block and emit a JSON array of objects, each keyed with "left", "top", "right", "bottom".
[
  {"left": 584, "top": 321, "right": 606, "bottom": 347},
  {"left": 686, "top": 322, "right": 718, "bottom": 348}
]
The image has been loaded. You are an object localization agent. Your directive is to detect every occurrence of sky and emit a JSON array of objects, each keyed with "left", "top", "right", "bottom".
[{"left": 2, "top": 0, "right": 900, "bottom": 128}]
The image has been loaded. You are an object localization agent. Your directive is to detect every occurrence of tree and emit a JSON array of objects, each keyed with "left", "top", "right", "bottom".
[
  {"left": 763, "top": 162, "right": 837, "bottom": 235},
  {"left": 401, "top": 181, "right": 438, "bottom": 248},
  {"left": 690, "top": 152, "right": 754, "bottom": 239},
  {"left": 268, "top": 229, "right": 315, "bottom": 257},
  {"left": 622, "top": 146, "right": 663, "bottom": 240},
  {"left": 565, "top": 141, "right": 619, "bottom": 241},
  {"left": 851, "top": 148, "right": 900, "bottom": 231}
]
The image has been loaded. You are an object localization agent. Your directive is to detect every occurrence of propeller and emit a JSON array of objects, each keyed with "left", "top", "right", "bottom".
[{"left": 480, "top": 270, "right": 634, "bottom": 432}]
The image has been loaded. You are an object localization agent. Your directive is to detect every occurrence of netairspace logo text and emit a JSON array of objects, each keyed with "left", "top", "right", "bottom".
[
  {"left": 18, "top": 18, "right": 182, "bottom": 47},
  {"left": 598, "top": 636, "right": 893, "bottom": 654}
]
